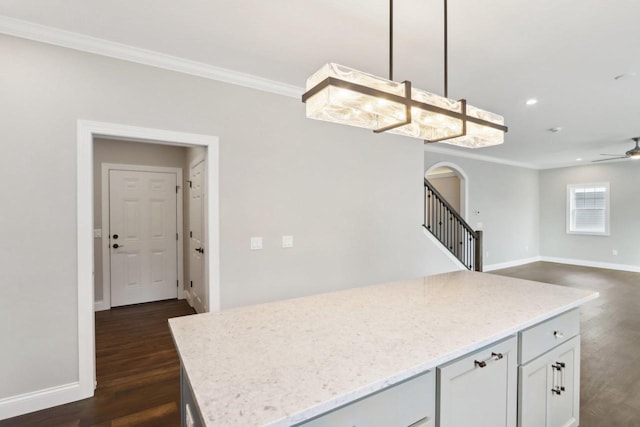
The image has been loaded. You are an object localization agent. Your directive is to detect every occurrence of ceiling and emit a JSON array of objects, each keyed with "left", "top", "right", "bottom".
[{"left": 1, "top": 0, "right": 639, "bottom": 169}]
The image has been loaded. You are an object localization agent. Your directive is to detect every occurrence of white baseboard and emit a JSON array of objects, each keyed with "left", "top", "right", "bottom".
[
  {"left": 539, "top": 256, "right": 640, "bottom": 273},
  {"left": 93, "top": 299, "right": 109, "bottom": 311},
  {"left": 421, "top": 227, "right": 466, "bottom": 271},
  {"left": 183, "top": 289, "right": 194, "bottom": 308},
  {"left": 0, "top": 382, "right": 83, "bottom": 421},
  {"left": 484, "top": 256, "right": 542, "bottom": 272}
]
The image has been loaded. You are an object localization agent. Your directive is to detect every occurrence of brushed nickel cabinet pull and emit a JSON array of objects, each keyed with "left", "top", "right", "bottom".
[{"left": 474, "top": 352, "right": 504, "bottom": 368}]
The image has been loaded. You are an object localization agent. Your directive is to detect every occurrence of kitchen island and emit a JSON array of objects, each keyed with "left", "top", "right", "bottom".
[{"left": 169, "top": 270, "right": 598, "bottom": 427}]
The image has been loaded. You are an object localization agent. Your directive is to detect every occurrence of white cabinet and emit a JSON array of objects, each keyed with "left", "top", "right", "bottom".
[
  {"left": 297, "top": 370, "right": 435, "bottom": 427},
  {"left": 181, "top": 367, "right": 205, "bottom": 427},
  {"left": 437, "top": 336, "right": 518, "bottom": 427},
  {"left": 519, "top": 336, "right": 580, "bottom": 427}
]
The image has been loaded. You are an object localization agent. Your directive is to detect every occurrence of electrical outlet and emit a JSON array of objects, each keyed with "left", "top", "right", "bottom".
[
  {"left": 282, "top": 235, "right": 294, "bottom": 248},
  {"left": 485, "top": 251, "right": 489, "bottom": 258},
  {"left": 612, "top": 249, "right": 618, "bottom": 256},
  {"left": 93, "top": 228, "right": 102, "bottom": 238},
  {"left": 250, "top": 237, "right": 263, "bottom": 250},
  {"left": 476, "top": 222, "right": 483, "bottom": 229}
]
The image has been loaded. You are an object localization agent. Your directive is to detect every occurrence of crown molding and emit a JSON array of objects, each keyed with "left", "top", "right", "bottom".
[
  {"left": 0, "top": 15, "right": 304, "bottom": 99},
  {"left": 423, "top": 143, "right": 540, "bottom": 170}
]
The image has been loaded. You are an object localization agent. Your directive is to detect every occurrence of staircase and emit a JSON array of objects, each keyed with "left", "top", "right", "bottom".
[{"left": 424, "top": 178, "right": 483, "bottom": 271}]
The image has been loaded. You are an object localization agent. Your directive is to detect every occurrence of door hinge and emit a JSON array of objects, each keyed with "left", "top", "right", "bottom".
[
  {"left": 176, "top": 233, "right": 179, "bottom": 241},
  {"left": 190, "top": 280, "right": 193, "bottom": 288},
  {"left": 187, "top": 180, "right": 193, "bottom": 188},
  {"left": 190, "top": 231, "right": 193, "bottom": 238},
  {"left": 176, "top": 185, "right": 179, "bottom": 193},
  {"left": 176, "top": 279, "right": 179, "bottom": 287}
]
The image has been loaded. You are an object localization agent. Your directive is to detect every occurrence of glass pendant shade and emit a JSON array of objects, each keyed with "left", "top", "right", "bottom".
[
  {"left": 303, "top": 63, "right": 507, "bottom": 147},
  {"left": 304, "top": 63, "right": 408, "bottom": 131},
  {"left": 440, "top": 105, "right": 505, "bottom": 148},
  {"left": 387, "top": 87, "right": 464, "bottom": 141}
]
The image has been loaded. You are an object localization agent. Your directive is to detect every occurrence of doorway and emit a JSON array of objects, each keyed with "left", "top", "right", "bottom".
[
  {"left": 425, "top": 162, "right": 468, "bottom": 220},
  {"left": 76, "top": 121, "right": 220, "bottom": 401}
]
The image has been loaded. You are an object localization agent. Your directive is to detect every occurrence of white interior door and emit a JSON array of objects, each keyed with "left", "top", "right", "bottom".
[
  {"left": 189, "top": 160, "right": 206, "bottom": 313},
  {"left": 109, "top": 169, "right": 178, "bottom": 307}
]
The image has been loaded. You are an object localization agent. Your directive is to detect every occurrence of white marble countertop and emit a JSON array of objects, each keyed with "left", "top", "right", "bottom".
[{"left": 169, "top": 270, "right": 598, "bottom": 427}]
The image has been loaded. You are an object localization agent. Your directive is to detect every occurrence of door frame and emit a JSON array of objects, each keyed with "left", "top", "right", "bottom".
[
  {"left": 77, "top": 120, "right": 220, "bottom": 399},
  {"left": 99, "top": 163, "right": 184, "bottom": 311}
]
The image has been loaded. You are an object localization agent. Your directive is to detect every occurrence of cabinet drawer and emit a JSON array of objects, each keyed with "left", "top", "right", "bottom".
[
  {"left": 437, "top": 336, "right": 518, "bottom": 427},
  {"left": 519, "top": 309, "right": 580, "bottom": 365},
  {"left": 296, "top": 370, "right": 435, "bottom": 427}
]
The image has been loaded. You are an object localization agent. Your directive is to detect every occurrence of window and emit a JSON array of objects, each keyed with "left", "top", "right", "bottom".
[{"left": 567, "top": 183, "right": 609, "bottom": 235}]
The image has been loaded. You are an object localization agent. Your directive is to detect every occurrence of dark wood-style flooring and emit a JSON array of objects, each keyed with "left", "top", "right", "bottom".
[
  {"left": 491, "top": 261, "right": 640, "bottom": 427},
  {"left": 1, "top": 299, "right": 195, "bottom": 427}
]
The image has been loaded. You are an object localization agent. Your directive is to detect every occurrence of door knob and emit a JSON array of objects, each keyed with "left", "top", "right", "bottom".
[
  {"left": 113, "top": 243, "right": 123, "bottom": 249},
  {"left": 196, "top": 247, "right": 204, "bottom": 254},
  {"left": 112, "top": 234, "right": 119, "bottom": 240}
]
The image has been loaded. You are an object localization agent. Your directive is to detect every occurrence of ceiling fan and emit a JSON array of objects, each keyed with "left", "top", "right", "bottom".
[{"left": 593, "top": 137, "right": 640, "bottom": 162}]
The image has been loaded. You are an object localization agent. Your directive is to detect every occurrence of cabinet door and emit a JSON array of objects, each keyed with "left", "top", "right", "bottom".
[
  {"left": 437, "top": 336, "right": 517, "bottom": 427},
  {"left": 181, "top": 366, "right": 205, "bottom": 427},
  {"left": 518, "top": 336, "right": 580, "bottom": 427},
  {"left": 298, "top": 371, "right": 435, "bottom": 427}
]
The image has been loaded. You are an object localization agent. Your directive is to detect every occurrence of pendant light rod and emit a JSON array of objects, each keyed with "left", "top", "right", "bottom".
[
  {"left": 389, "top": 0, "right": 394, "bottom": 81},
  {"left": 444, "top": 0, "right": 448, "bottom": 98}
]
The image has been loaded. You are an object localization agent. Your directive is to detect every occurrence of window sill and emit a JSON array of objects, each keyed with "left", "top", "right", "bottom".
[{"left": 566, "top": 230, "right": 610, "bottom": 236}]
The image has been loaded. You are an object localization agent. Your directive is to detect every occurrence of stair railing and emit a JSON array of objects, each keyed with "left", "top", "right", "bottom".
[{"left": 424, "top": 178, "right": 483, "bottom": 271}]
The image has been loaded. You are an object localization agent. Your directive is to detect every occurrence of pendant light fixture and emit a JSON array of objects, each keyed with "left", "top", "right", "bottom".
[{"left": 301, "top": 0, "right": 507, "bottom": 148}]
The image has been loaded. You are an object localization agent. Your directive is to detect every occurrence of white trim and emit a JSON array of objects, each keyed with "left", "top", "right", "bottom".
[
  {"left": 421, "top": 227, "right": 466, "bottom": 271},
  {"left": 425, "top": 161, "right": 469, "bottom": 220},
  {"left": 483, "top": 256, "right": 543, "bottom": 272},
  {"left": 183, "top": 288, "right": 194, "bottom": 308},
  {"left": 0, "top": 16, "right": 303, "bottom": 99},
  {"left": 100, "top": 163, "right": 185, "bottom": 311},
  {"left": 424, "top": 144, "right": 538, "bottom": 170},
  {"left": 93, "top": 300, "right": 107, "bottom": 311},
  {"left": 74, "top": 120, "right": 220, "bottom": 414},
  {"left": 566, "top": 182, "right": 610, "bottom": 236},
  {"left": 539, "top": 256, "right": 640, "bottom": 273},
  {"left": 0, "top": 382, "right": 80, "bottom": 421}
]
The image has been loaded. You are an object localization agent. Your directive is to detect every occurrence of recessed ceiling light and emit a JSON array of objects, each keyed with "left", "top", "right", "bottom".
[
  {"left": 576, "top": 158, "right": 583, "bottom": 161},
  {"left": 525, "top": 98, "right": 538, "bottom": 106},
  {"left": 614, "top": 72, "right": 637, "bottom": 81},
  {"left": 548, "top": 127, "right": 563, "bottom": 133}
]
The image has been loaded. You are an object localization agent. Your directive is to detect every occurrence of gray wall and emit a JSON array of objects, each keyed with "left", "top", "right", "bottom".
[
  {"left": 539, "top": 162, "right": 640, "bottom": 266},
  {"left": 425, "top": 152, "right": 540, "bottom": 267},
  {"left": 0, "top": 35, "right": 458, "bottom": 400},
  {"left": 428, "top": 175, "right": 461, "bottom": 214},
  {"left": 92, "top": 138, "right": 189, "bottom": 302}
]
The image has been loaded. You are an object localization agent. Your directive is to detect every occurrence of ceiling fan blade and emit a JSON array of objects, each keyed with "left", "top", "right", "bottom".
[
  {"left": 592, "top": 156, "right": 628, "bottom": 163},
  {"left": 599, "top": 153, "right": 623, "bottom": 156}
]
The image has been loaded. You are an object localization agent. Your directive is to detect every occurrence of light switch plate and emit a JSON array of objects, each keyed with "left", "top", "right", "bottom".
[
  {"left": 282, "top": 235, "right": 294, "bottom": 248},
  {"left": 250, "top": 237, "right": 263, "bottom": 250},
  {"left": 94, "top": 228, "right": 102, "bottom": 238}
]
